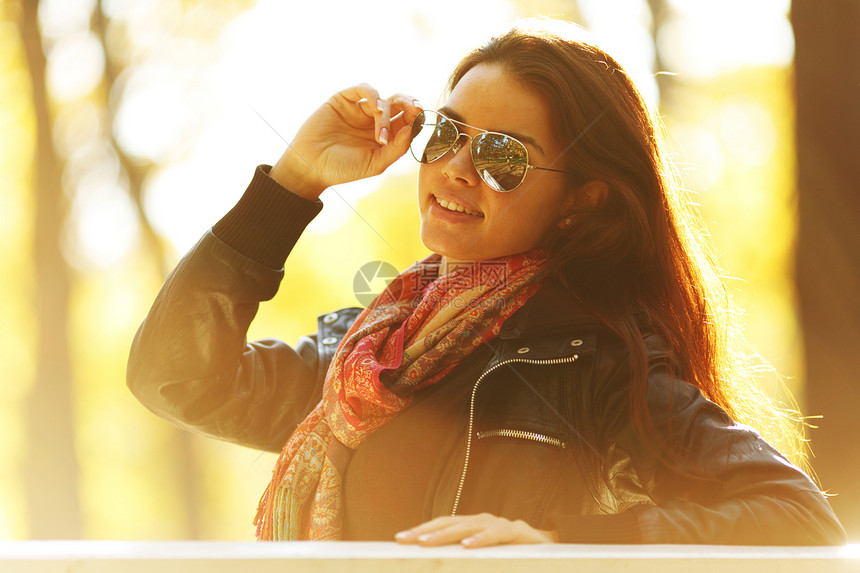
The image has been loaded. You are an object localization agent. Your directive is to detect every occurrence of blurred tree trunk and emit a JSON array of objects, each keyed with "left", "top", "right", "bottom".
[
  {"left": 92, "top": 2, "right": 169, "bottom": 276},
  {"left": 20, "top": 0, "right": 82, "bottom": 538},
  {"left": 92, "top": 1, "right": 203, "bottom": 539},
  {"left": 793, "top": 0, "right": 860, "bottom": 538}
]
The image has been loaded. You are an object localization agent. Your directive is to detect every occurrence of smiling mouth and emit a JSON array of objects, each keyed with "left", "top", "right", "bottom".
[{"left": 433, "top": 195, "right": 484, "bottom": 218}]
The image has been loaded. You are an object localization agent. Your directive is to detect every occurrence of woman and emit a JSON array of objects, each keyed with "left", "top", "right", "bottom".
[{"left": 127, "top": 19, "right": 846, "bottom": 546}]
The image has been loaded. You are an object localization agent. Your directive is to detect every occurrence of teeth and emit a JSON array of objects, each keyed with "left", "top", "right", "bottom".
[{"left": 435, "top": 196, "right": 483, "bottom": 217}]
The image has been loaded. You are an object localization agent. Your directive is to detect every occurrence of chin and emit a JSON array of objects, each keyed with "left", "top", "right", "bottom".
[{"left": 419, "top": 227, "right": 475, "bottom": 261}]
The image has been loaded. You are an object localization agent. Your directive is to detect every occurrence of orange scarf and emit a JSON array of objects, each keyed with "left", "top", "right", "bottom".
[{"left": 254, "top": 250, "right": 547, "bottom": 540}]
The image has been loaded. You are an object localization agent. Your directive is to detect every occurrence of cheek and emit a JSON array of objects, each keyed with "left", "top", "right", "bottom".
[
  {"left": 497, "top": 209, "right": 550, "bottom": 246},
  {"left": 417, "top": 165, "right": 437, "bottom": 222},
  {"left": 498, "top": 194, "right": 566, "bottom": 246},
  {"left": 417, "top": 163, "right": 434, "bottom": 200}
]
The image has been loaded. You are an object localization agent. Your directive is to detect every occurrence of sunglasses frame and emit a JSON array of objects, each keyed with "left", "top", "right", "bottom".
[{"left": 409, "top": 109, "right": 576, "bottom": 192}]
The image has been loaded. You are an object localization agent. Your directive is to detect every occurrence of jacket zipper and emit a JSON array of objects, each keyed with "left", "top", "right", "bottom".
[
  {"left": 476, "top": 429, "right": 566, "bottom": 449},
  {"left": 450, "top": 353, "right": 580, "bottom": 516}
]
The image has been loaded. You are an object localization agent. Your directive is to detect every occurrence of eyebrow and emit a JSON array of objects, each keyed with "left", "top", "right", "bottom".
[{"left": 437, "top": 106, "right": 546, "bottom": 157}]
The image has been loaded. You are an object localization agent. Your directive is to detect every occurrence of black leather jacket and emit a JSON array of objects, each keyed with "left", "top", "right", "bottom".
[{"left": 127, "top": 230, "right": 846, "bottom": 545}]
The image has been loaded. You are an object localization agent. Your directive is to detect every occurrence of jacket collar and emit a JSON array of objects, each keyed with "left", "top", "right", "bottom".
[{"left": 499, "top": 277, "right": 603, "bottom": 340}]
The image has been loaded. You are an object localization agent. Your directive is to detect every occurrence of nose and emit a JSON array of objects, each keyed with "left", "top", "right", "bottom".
[{"left": 441, "top": 133, "right": 480, "bottom": 186}]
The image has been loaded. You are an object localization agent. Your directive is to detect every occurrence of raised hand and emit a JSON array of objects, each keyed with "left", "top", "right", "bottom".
[{"left": 269, "top": 83, "right": 423, "bottom": 199}]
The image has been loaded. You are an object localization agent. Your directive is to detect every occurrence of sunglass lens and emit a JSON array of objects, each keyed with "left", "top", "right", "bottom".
[
  {"left": 409, "top": 111, "right": 457, "bottom": 164},
  {"left": 472, "top": 133, "right": 528, "bottom": 192}
]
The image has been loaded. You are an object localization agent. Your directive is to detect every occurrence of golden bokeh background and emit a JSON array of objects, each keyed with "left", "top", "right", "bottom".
[{"left": 1, "top": 0, "right": 855, "bottom": 541}]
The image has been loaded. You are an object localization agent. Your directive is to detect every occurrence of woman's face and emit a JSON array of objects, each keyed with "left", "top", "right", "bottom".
[{"left": 418, "top": 63, "right": 575, "bottom": 263}]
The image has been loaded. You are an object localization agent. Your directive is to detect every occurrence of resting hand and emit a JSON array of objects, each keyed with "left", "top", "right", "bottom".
[
  {"left": 394, "top": 513, "right": 559, "bottom": 549},
  {"left": 270, "top": 83, "right": 423, "bottom": 199}
]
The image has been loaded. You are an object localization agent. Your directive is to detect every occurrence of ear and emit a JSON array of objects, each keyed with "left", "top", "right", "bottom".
[
  {"left": 574, "top": 179, "right": 609, "bottom": 210},
  {"left": 556, "top": 179, "right": 609, "bottom": 228}
]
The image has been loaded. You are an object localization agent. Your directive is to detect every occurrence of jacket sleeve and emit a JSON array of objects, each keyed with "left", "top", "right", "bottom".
[
  {"left": 555, "top": 336, "right": 848, "bottom": 545},
  {"left": 126, "top": 165, "right": 326, "bottom": 452}
]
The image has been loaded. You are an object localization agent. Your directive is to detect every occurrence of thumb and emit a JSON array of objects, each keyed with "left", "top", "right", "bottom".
[{"left": 375, "top": 122, "right": 414, "bottom": 167}]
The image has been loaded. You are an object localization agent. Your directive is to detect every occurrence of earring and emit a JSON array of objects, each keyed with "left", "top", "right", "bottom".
[{"left": 563, "top": 218, "right": 572, "bottom": 227}]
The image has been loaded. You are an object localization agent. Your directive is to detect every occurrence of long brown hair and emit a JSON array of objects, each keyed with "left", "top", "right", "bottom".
[{"left": 448, "top": 18, "right": 807, "bottom": 470}]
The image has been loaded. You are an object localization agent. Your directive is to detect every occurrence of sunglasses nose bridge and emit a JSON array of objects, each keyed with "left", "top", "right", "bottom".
[
  {"left": 449, "top": 130, "right": 473, "bottom": 156},
  {"left": 441, "top": 130, "right": 484, "bottom": 187}
]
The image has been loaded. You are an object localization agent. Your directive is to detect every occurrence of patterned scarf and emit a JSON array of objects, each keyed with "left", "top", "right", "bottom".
[{"left": 254, "top": 249, "right": 548, "bottom": 540}]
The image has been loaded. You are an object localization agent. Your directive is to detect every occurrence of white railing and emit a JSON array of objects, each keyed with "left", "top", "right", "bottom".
[{"left": 1, "top": 541, "right": 859, "bottom": 573}]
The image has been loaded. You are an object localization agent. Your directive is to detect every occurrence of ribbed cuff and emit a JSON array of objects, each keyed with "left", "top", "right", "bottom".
[
  {"left": 552, "top": 510, "right": 642, "bottom": 544},
  {"left": 212, "top": 165, "right": 323, "bottom": 269}
]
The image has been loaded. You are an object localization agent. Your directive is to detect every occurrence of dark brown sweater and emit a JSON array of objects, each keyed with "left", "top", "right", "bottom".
[{"left": 342, "top": 345, "right": 491, "bottom": 539}]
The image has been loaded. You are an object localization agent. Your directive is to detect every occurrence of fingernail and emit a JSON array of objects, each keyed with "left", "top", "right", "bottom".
[
  {"left": 417, "top": 533, "right": 434, "bottom": 542},
  {"left": 379, "top": 127, "right": 389, "bottom": 145},
  {"left": 462, "top": 536, "right": 476, "bottom": 546},
  {"left": 377, "top": 98, "right": 385, "bottom": 112},
  {"left": 395, "top": 530, "right": 411, "bottom": 540}
]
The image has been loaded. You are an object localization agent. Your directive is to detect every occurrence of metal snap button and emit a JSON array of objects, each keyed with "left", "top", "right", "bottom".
[
  {"left": 323, "top": 312, "right": 338, "bottom": 324},
  {"left": 517, "top": 347, "right": 530, "bottom": 354},
  {"left": 570, "top": 339, "right": 583, "bottom": 347},
  {"left": 322, "top": 336, "right": 339, "bottom": 345}
]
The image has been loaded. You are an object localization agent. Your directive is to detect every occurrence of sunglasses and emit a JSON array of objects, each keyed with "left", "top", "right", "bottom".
[{"left": 408, "top": 109, "right": 576, "bottom": 192}]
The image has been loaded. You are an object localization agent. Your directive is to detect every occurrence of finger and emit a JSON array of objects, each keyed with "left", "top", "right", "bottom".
[
  {"left": 410, "top": 514, "right": 500, "bottom": 547},
  {"left": 389, "top": 108, "right": 417, "bottom": 138},
  {"left": 395, "top": 516, "right": 461, "bottom": 543},
  {"left": 362, "top": 116, "right": 415, "bottom": 175},
  {"left": 376, "top": 98, "right": 391, "bottom": 145},
  {"left": 461, "top": 526, "right": 516, "bottom": 549},
  {"left": 378, "top": 119, "right": 414, "bottom": 161},
  {"left": 336, "top": 83, "right": 382, "bottom": 109},
  {"left": 415, "top": 521, "right": 485, "bottom": 547},
  {"left": 396, "top": 516, "right": 454, "bottom": 537},
  {"left": 378, "top": 93, "right": 423, "bottom": 146},
  {"left": 386, "top": 93, "right": 424, "bottom": 132},
  {"left": 331, "top": 83, "right": 383, "bottom": 127},
  {"left": 462, "top": 520, "right": 551, "bottom": 549},
  {"left": 387, "top": 93, "right": 424, "bottom": 116}
]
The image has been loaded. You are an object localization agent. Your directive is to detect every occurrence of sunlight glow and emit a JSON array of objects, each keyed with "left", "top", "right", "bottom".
[
  {"left": 136, "top": 0, "right": 520, "bottom": 252},
  {"left": 45, "top": 31, "right": 105, "bottom": 101},
  {"left": 63, "top": 172, "right": 140, "bottom": 270},
  {"left": 0, "top": 120, "right": 31, "bottom": 244},
  {"left": 657, "top": 2, "right": 793, "bottom": 77},
  {"left": 673, "top": 126, "right": 724, "bottom": 190},
  {"left": 38, "top": 0, "right": 96, "bottom": 38},
  {"left": 113, "top": 65, "right": 190, "bottom": 162},
  {"left": 577, "top": 0, "right": 658, "bottom": 109},
  {"left": 3, "top": 0, "right": 811, "bottom": 542},
  {"left": 144, "top": 160, "right": 247, "bottom": 255},
  {"left": 52, "top": 102, "right": 102, "bottom": 159},
  {"left": 719, "top": 101, "right": 777, "bottom": 166},
  {"left": 309, "top": 175, "right": 393, "bottom": 236}
]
